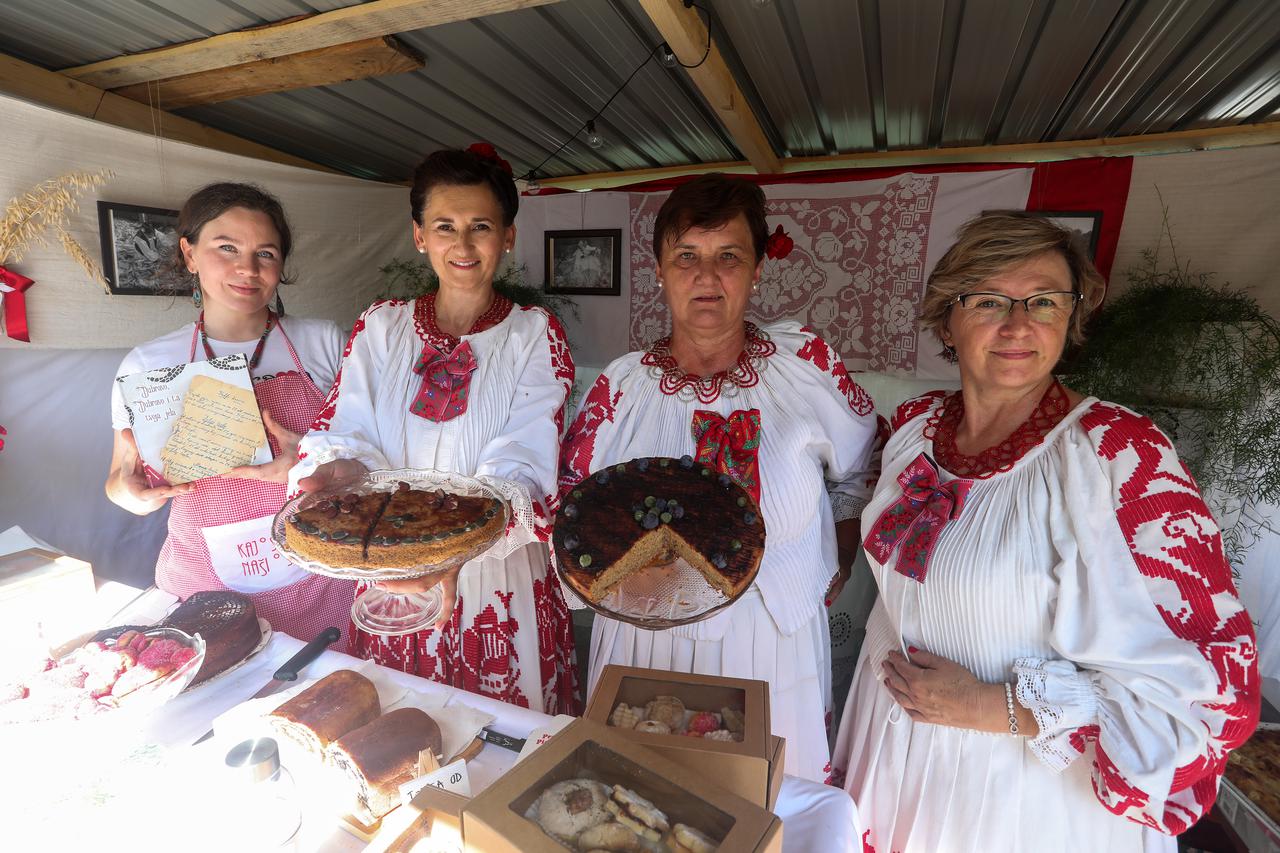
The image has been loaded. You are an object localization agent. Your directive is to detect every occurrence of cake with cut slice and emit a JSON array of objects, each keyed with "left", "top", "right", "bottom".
[
  {"left": 160, "top": 590, "right": 260, "bottom": 684},
  {"left": 554, "top": 456, "right": 766, "bottom": 603},
  {"left": 286, "top": 482, "right": 505, "bottom": 570}
]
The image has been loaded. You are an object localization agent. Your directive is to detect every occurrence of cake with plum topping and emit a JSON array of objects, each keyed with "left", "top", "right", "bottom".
[{"left": 554, "top": 456, "right": 765, "bottom": 602}]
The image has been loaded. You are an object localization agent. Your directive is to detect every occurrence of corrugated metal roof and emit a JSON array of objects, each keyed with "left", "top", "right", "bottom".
[{"left": 0, "top": 0, "right": 1276, "bottom": 182}]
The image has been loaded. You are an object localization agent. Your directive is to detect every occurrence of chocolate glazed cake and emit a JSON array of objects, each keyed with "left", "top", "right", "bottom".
[
  {"left": 159, "top": 590, "right": 260, "bottom": 684},
  {"left": 286, "top": 482, "right": 505, "bottom": 570},
  {"left": 554, "top": 456, "right": 766, "bottom": 602}
]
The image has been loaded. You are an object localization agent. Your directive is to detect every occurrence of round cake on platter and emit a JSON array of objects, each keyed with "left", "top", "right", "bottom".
[
  {"left": 284, "top": 481, "right": 506, "bottom": 570},
  {"left": 554, "top": 456, "right": 765, "bottom": 604}
]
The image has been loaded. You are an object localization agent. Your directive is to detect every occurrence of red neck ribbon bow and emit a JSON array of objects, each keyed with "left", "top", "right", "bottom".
[
  {"left": 862, "top": 453, "right": 973, "bottom": 583},
  {"left": 0, "top": 265, "right": 35, "bottom": 342},
  {"left": 691, "top": 408, "right": 763, "bottom": 503},
  {"left": 410, "top": 340, "right": 478, "bottom": 422}
]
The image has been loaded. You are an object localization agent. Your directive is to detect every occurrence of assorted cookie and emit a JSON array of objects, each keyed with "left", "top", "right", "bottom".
[
  {"left": 608, "top": 697, "right": 745, "bottom": 742},
  {"left": 529, "top": 777, "right": 720, "bottom": 852}
]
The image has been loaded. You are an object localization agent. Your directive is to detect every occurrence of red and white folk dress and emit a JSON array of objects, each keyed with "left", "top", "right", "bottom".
[
  {"left": 830, "top": 384, "right": 1259, "bottom": 853},
  {"left": 291, "top": 295, "right": 579, "bottom": 715},
  {"left": 559, "top": 321, "right": 882, "bottom": 782},
  {"left": 141, "top": 317, "right": 355, "bottom": 643}
]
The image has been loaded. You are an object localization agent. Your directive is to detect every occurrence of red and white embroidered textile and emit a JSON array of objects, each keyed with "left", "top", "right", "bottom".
[
  {"left": 831, "top": 393, "right": 1258, "bottom": 853},
  {"left": 560, "top": 321, "right": 881, "bottom": 781},
  {"left": 153, "top": 319, "right": 356, "bottom": 644},
  {"left": 292, "top": 298, "right": 579, "bottom": 714}
]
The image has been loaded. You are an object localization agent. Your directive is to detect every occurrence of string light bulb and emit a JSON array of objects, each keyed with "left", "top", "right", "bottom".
[
  {"left": 585, "top": 120, "right": 605, "bottom": 149},
  {"left": 659, "top": 43, "right": 678, "bottom": 68},
  {"left": 525, "top": 173, "right": 541, "bottom": 194}
]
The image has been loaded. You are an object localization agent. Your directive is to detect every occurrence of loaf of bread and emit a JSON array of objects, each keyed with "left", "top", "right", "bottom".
[
  {"left": 326, "top": 707, "right": 443, "bottom": 824},
  {"left": 268, "top": 669, "right": 380, "bottom": 757}
]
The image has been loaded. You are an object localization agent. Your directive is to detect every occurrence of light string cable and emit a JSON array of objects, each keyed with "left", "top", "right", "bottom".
[{"left": 519, "top": 0, "right": 713, "bottom": 186}]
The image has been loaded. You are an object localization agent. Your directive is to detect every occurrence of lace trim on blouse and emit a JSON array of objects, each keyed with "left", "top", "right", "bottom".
[
  {"left": 641, "top": 322, "right": 777, "bottom": 403},
  {"left": 925, "top": 379, "right": 1071, "bottom": 479},
  {"left": 412, "top": 292, "right": 513, "bottom": 354}
]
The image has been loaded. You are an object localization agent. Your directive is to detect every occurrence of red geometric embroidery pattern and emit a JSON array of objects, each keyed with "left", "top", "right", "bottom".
[
  {"left": 559, "top": 375, "right": 623, "bottom": 494},
  {"left": 891, "top": 390, "right": 946, "bottom": 434},
  {"left": 1073, "top": 402, "right": 1259, "bottom": 834},
  {"left": 795, "top": 332, "right": 875, "bottom": 416},
  {"left": 413, "top": 292, "right": 512, "bottom": 355}
]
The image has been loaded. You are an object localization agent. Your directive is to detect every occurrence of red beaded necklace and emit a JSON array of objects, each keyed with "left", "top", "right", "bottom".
[
  {"left": 197, "top": 310, "right": 275, "bottom": 371},
  {"left": 925, "top": 379, "right": 1072, "bottom": 478}
]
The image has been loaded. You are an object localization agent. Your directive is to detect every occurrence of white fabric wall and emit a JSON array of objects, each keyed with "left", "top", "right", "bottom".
[{"left": 0, "top": 93, "right": 415, "bottom": 349}]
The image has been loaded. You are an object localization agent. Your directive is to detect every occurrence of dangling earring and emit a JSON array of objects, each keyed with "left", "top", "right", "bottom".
[
  {"left": 192, "top": 285, "right": 203, "bottom": 309},
  {"left": 942, "top": 343, "right": 958, "bottom": 363},
  {"left": 274, "top": 292, "right": 285, "bottom": 316}
]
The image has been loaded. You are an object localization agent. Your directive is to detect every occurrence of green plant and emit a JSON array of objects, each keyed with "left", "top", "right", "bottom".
[
  {"left": 1067, "top": 224, "right": 1280, "bottom": 562},
  {"left": 375, "top": 258, "right": 580, "bottom": 325}
]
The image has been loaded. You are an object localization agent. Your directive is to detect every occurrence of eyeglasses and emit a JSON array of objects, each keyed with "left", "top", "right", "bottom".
[{"left": 951, "top": 291, "right": 1081, "bottom": 323}]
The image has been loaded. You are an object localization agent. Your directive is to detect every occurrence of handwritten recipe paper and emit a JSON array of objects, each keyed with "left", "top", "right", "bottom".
[{"left": 117, "top": 354, "right": 272, "bottom": 485}]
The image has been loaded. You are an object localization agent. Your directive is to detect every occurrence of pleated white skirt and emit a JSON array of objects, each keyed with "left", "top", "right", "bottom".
[{"left": 588, "top": 589, "right": 834, "bottom": 782}]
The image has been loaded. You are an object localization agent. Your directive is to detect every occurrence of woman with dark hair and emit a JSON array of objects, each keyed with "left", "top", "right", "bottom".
[
  {"left": 107, "top": 182, "right": 354, "bottom": 642},
  {"left": 559, "top": 173, "right": 881, "bottom": 781},
  {"left": 829, "top": 212, "right": 1258, "bottom": 851},
  {"left": 291, "top": 145, "right": 579, "bottom": 714}
]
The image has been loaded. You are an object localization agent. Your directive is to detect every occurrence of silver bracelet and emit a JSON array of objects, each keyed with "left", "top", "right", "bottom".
[{"left": 1004, "top": 681, "right": 1020, "bottom": 736}]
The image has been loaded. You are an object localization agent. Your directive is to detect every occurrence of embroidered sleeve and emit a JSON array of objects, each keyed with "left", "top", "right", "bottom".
[
  {"left": 558, "top": 373, "right": 623, "bottom": 498},
  {"left": 474, "top": 308, "right": 574, "bottom": 543},
  {"left": 1015, "top": 403, "right": 1258, "bottom": 835},
  {"left": 891, "top": 390, "right": 947, "bottom": 434},
  {"left": 793, "top": 331, "right": 881, "bottom": 518},
  {"left": 289, "top": 301, "right": 399, "bottom": 493}
]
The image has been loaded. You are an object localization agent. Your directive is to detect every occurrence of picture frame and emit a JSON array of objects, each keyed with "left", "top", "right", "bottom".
[
  {"left": 544, "top": 229, "right": 621, "bottom": 296},
  {"left": 1033, "top": 211, "right": 1103, "bottom": 261},
  {"left": 97, "top": 201, "right": 183, "bottom": 295}
]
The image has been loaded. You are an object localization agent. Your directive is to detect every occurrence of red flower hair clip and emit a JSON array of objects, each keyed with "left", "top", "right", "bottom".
[
  {"left": 467, "top": 142, "right": 513, "bottom": 176},
  {"left": 765, "top": 224, "right": 794, "bottom": 260}
]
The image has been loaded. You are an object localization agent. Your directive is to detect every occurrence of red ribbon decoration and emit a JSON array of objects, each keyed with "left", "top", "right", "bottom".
[
  {"left": 862, "top": 453, "right": 973, "bottom": 583},
  {"left": 691, "top": 408, "right": 763, "bottom": 503},
  {"left": 0, "top": 265, "right": 35, "bottom": 342},
  {"left": 409, "top": 340, "right": 478, "bottom": 422},
  {"left": 467, "top": 142, "right": 513, "bottom": 176}
]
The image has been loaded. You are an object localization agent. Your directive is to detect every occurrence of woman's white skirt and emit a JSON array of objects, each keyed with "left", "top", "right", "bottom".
[{"left": 588, "top": 589, "right": 834, "bottom": 782}]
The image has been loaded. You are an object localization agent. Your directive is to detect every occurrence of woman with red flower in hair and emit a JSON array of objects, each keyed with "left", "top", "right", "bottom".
[{"left": 290, "top": 146, "right": 579, "bottom": 714}]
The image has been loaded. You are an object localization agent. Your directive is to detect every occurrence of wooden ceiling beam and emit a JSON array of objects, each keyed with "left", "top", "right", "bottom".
[
  {"left": 110, "top": 36, "right": 425, "bottom": 110},
  {"left": 637, "top": 0, "right": 780, "bottom": 176},
  {"left": 61, "top": 0, "right": 562, "bottom": 90},
  {"left": 0, "top": 53, "right": 339, "bottom": 175},
  {"left": 539, "top": 120, "right": 1280, "bottom": 191}
]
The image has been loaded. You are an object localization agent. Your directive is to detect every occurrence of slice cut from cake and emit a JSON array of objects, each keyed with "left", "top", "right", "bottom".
[{"left": 553, "top": 456, "right": 766, "bottom": 603}]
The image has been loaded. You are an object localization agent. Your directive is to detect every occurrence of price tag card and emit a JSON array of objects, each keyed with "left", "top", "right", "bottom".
[
  {"left": 515, "top": 714, "right": 577, "bottom": 764},
  {"left": 400, "top": 758, "right": 471, "bottom": 804}
]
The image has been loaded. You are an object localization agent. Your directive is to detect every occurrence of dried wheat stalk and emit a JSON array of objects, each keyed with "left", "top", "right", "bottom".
[{"left": 0, "top": 169, "right": 114, "bottom": 267}]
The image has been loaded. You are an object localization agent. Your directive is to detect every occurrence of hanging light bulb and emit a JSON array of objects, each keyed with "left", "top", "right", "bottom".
[
  {"left": 750, "top": 0, "right": 774, "bottom": 7},
  {"left": 659, "top": 43, "right": 678, "bottom": 68},
  {"left": 585, "top": 120, "right": 605, "bottom": 149},
  {"left": 525, "top": 173, "right": 541, "bottom": 194}
]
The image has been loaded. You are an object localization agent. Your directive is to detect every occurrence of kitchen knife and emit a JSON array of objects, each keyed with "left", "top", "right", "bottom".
[
  {"left": 192, "top": 626, "right": 341, "bottom": 745},
  {"left": 477, "top": 727, "right": 526, "bottom": 752}
]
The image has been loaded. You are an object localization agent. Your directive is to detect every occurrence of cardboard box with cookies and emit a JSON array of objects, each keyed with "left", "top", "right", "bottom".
[
  {"left": 584, "top": 665, "right": 784, "bottom": 809},
  {"left": 461, "top": 718, "right": 781, "bottom": 852}
]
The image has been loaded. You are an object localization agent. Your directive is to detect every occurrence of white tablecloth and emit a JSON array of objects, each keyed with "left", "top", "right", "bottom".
[{"left": 12, "top": 604, "right": 860, "bottom": 852}]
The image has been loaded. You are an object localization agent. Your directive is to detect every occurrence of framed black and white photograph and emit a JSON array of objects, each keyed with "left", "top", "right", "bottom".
[
  {"left": 545, "top": 229, "right": 621, "bottom": 296},
  {"left": 1033, "top": 211, "right": 1103, "bottom": 261},
  {"left": 97, "top": 201, "right": 182, "bottom": 295}
]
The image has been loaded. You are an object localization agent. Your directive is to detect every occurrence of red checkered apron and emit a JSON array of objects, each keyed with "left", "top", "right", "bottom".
[{"left": 153, "top": 319, "right": 355, "bottom": 644}]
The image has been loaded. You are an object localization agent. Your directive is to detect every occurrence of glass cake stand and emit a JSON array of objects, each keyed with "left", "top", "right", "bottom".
[{"left": 272, "top": 469, "right": 510, "bottom": 636}]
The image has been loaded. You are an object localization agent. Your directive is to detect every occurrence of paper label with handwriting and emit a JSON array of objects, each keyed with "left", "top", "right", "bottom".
[
  {"left": 399, "top": 758, "right": 471, "bottom": 803},
  {"left": 515, "top": 714, "right": 577, "bottom": 764},
  {"left": 117, "top": 354, "right": 271, "bottom": 485}
]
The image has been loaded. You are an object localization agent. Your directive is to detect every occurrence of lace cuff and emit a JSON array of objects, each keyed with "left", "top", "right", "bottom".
[
  {"left": 829, "top": 489, "right": 868, "bottom": 523},
  {"left": 1013, "top": 657, "right": 1099, "bottom": 773}
]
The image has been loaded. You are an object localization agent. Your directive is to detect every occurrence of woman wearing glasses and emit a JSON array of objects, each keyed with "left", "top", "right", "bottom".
[{"left": 830, "top": 212, "right": 1257, "bottom": 852}]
